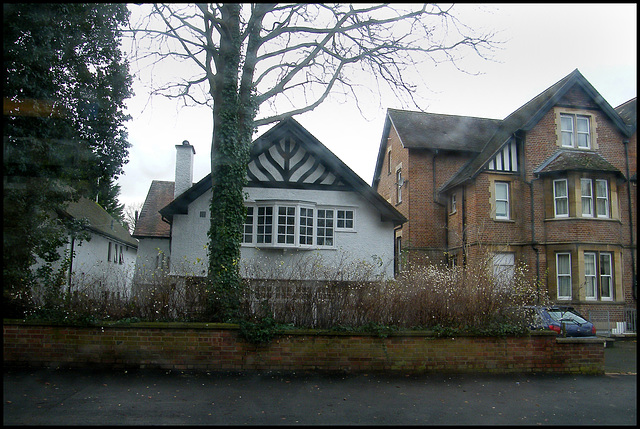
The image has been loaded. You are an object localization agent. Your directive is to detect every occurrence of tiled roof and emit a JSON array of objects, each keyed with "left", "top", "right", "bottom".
[
  {"left": 387, "top": 108, "right": 501, "bottom": 152},
  {"left": 439, "top": 69, "right": 633, "bottom": 193},
  {"left": 533, "top": 149, "right": 623, "bottom": 176},
  {"left": 615, "top": 97, "right": 637, "bottom": 130},
  {"left": 133, "top": 180, "right": 174, "bottom": 238},
  {"left": 62, "top": 197, "right": 138, "bottom": 248}
]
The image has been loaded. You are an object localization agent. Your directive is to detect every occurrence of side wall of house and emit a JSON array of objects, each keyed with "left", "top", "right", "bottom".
[
  {"left": 70, "top": 234, "right": 137, "bottom": 293},
  {"left": 132, "top": 237, "right": 172, "bottom": 289}
]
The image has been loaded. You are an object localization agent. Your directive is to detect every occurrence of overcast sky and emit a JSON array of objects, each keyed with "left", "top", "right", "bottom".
[{"left": 117, "top": 3, "right": 637, "bottom": 208}]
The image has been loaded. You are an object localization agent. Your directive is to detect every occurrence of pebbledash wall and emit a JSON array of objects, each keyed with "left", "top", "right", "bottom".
[{"left": 2, "top": 321, "right": 604, "bottom": 374}]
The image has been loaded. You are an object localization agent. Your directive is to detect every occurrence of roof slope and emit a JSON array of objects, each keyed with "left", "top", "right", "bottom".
[
  {"left": 372, "top": 109, "right": 500, "bottom": 188},
  {"left": 533, "top": 149, "right": 624, "bottom": 177},
  {"left": 133, "top": 180, "right": 174, "bottom": 239},
  {"left": 387, "top": 108, "right": 501, "bottom": 151},
  {"left": 615, "top": 97, "right": 637, "bottom": 132},
  {"left": 63, "top": 197, "right": 138, "bottom": 247},
  {"left": 440, "top": 69, "right": 633, "bottom": 192},
  {"left": 160, "top": 117, "right": 406, "bottom": 226}
]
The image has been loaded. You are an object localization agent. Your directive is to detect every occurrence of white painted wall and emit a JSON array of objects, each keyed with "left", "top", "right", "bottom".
[
  {"left": 30, "top": 232, "right": 138, "bottom": 296},
  {"left": 169, "top": 187, "right": 396, "bottom": 280},
  {"left": 133, "top": 237, "right": 172, "bottom": 285},
  {"left": 69, "top": 233, "right": 137, "bottom": 294}
]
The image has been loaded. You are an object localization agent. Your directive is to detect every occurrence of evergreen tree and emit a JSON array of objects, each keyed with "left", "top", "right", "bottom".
[{"left": 3, "top": 3, "right": 133, "bottom": 316}]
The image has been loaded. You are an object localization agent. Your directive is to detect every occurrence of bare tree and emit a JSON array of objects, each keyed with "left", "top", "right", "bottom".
[
  {"left": 123, "top": 201, "right": 143, "bottom": 235},
  {"left": 128, "top": 3, "right": 498, "bottom": 321}
]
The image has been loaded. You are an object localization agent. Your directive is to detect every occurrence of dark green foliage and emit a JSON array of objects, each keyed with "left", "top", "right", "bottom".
[
  {"left": 238, "top": 315, "right": 282, "bottom": 345},
  {"left": 3, "top": 3, "right": 132, "bottom": 316}
]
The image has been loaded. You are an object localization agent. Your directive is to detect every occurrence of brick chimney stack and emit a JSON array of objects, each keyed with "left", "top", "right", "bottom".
[{"left": 174, "top": 140, "right": 195, "bottom": 198}]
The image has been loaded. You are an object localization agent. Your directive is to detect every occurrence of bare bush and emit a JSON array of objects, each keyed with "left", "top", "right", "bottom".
[{"left": 239, "top": 250, "right": 548, "bottom": 330}]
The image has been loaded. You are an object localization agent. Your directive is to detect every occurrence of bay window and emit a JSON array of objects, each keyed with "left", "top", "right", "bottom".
[{"left": 242, "top": 203, "right": 355, "bottom": 249}]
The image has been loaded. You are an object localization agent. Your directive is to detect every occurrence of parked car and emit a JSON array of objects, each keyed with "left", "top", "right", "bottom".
[{"left": 526, "top": 305, "right": 597, "bottom": 337}]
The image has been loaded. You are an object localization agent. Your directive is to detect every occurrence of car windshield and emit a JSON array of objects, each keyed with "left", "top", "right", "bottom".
[{"left": 546, "top": 309, "right": 588, "bottom": 324}]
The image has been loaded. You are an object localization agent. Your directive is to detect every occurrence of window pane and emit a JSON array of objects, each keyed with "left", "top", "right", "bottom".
[
  {"left": 558, "top": 277, "right": 572, "bottom": 298},
  {"left": 577, "top": 116, "right": 589, "bottom": 132},
  {"left": 554, "top": 180, "right": 567, "bottom": 197},
  {"left": 495, "top": 183, "right": 507, "bottom": 199},
  {"left": 599, "top": 253, "right": 612, "bottom": 275},
  {"left": 557, "top": 254, "right": 570, "bottom": 274},
  {"left": 496, "top": 201, "right": 508, "bottom": 218}
]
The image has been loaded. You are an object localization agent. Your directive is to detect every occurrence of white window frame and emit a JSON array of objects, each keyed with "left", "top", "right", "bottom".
[
  {"left": 553, "top": 179, "right": 569, "bottom": 218},
  {"left": 561, "top": 114, "right": 574, "bottom": 147},
  {"left": 576, "top": 116, "right": 590, "bottom": 149},
  {"left": 599, "top": 252, "right": 613, "bottom": 301},
  {"left": 256, "top": 206, "right": 274, "bottom": 245},
  {"left": 298, "top": 206, "right": 314, "bottom": 247},
  {"left": 450, "top": 193, "right": 457, "bottom": 214},
  {"left": 595, "top": 179, "right": 609, "bottom": 218},
  {"left": 580, "top": 178, "right": 593, "bottom": 217},
  {"left": 495, "top": 182, "right": 510, "bottom": 220},
  {"left": 276, "top": 205, "right": 297, "bottom": 246},
  {"left": 560, "top": 113, "right": 591, "bottom": 149},
  {"left": 584, "top": 252, "right": 597, "bottom": 300},
  {"left": 242, "top": 206, "right": 254, "bottom": 244},
  {"left": 316, "top": 208, "right": 334, "bottom": 247},
  {"left": 556, "top": 252, "right": 572, "bottom": 300},
  {"left": 336, "top": 209, "right": 355, "bottom": 231}
]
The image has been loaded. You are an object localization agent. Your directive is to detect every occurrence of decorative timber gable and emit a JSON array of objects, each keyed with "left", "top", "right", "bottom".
[
  {"left": 247, "top": 135, "right": 347, "bottom": 190},
  {"left": 486, "top": 137, "right": 519, "bottom": 173}
]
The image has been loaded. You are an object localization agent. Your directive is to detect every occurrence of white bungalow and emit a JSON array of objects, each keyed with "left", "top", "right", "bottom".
[
  {"left": 133, "top": 118, "right": 405, "bottom": 286},
  {"left": 33, "top": 197, "right": 139, "bottom": 295}
]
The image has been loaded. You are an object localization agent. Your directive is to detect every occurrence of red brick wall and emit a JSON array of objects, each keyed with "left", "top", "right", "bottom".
[{"left": 3, "top": 322, "right": 604, "bottom": 374}]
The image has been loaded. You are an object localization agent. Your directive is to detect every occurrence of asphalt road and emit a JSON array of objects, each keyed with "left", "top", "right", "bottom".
[{"left": 3, "top": 340, "right": 636, "bottom": 426}]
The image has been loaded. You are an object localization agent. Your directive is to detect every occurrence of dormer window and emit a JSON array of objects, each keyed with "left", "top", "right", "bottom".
[{"left": 561, "top": 113, "right": 591, "bottom": 149}]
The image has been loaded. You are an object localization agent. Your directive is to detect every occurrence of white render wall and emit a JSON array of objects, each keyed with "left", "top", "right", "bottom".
[
  {"left": 169, "top": 187, "right": 396, "bottom": 280},
  {"left": 30, "top": 233, "right": 138, "bottom": 295},
  {"left": 133, "top": 237, "right": 172, "bottom": 285},
  {"left": 69, "top": 233, "right": 137, "bottom": 294}
]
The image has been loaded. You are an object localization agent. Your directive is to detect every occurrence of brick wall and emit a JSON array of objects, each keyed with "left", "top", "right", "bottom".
[{"left": 3, "top": 322, "right": 604, "bottom": 374}]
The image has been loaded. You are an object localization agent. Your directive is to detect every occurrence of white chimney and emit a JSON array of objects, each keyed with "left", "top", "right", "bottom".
[{"left": 174, "top": 140, "right": 195, "bottom": 198}]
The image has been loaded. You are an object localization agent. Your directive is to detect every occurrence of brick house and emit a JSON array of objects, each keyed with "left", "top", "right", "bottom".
[{"left": 372, "top": 69, "right": 636, "bottom": 330}]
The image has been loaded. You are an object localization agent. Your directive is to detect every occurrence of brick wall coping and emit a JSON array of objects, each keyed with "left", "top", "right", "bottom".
[{"left": 4, "top": 318, "right": 561, "bottom": 338}]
